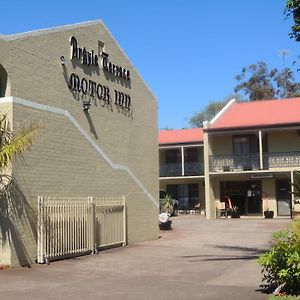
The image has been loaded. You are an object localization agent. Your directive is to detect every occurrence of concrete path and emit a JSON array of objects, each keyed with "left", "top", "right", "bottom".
[{"left": 0, "top": 216, "right": 291, "bottom": 299}]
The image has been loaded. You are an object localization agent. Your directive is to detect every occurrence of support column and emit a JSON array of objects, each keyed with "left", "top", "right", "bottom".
[
  {"left": 291, "top": 171, "right": 294, "bottom": 218},
  {"left": 203, "top": 122, "right": 215, "bottom": 219},
  {"left": 181, "top": 146, "right": 184, "bottom": 176},
  {"left": 259, "top": 130, "right": 263, "bottom": 170}
]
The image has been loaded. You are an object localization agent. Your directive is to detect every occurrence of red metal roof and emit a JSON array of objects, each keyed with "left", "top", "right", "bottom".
[
  {"left": 209, "top": 97, "right": 300, "bottom": 130},
  {"left": 159, "top": 128, "right": 203, "bottom": 145}
]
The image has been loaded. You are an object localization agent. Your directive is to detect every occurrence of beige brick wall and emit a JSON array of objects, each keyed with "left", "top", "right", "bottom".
[
  {"left": 0, "top": 21, "right": 159, "bottom": 267},
  {"left": 268, "top": 130, "right": 300, "bottom": 152},
  {"left": 210, "top": 135, "right": 232, "bottom": 155}
]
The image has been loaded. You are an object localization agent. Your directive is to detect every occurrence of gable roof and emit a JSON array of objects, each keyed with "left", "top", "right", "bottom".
[
  {"left": 208, "top": 97, "right": 300, "bottom": 131},
  {"left": 0, "top": 20, "right": 157, "bottom": 103},
  {"left": 159, "top": 128, "right": 203, "bottom": 145}
]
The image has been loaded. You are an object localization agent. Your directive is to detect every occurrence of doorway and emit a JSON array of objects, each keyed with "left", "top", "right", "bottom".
[
  {"left": 276, "top": 179, "right": 291, "bottom": 217},
  {"left": 220, "top": 180, "right": 262, "bottom": 215}
]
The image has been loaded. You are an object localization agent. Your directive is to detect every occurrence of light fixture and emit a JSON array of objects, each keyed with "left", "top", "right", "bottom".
[
  {"left": 60, "top": 56, "right": 66, "bottom": 65},
  {"left": 83, "top": 99, "right": 91, "bottom": 112}
]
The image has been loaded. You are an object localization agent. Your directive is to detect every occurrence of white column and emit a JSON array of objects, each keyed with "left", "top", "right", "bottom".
[
  {"left": 259, "top": 130, "right": 263, "bottom": 170},
  {"left": 203, "top": 122, "right": 215, "bottom": 219},
  {"left": 181, "top": 146, "right": 184, "bottom": 176},
  {"left": 291, "top": 171, "right": 295, "bottom": 214}
]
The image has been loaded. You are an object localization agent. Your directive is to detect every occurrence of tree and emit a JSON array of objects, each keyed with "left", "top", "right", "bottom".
[
  {"left": 274, "top": 67, "right": 300, "bottom": 98},
  {"left": 188, "top": 94, "right": 242, "bottom": 128},
  {"left": 234, "top": 61, "right": 300, "bottom": 100},
  {"left": 285, "top": 0, "right": 300, "bottom": 42},
  {"left": 0, "top": 114, "right": 40, "bottom": 192}
]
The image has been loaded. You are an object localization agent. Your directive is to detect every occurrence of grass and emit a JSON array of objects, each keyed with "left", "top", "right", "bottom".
[{"left": 268, "top": 295, "right": 300, "bottom": 300}]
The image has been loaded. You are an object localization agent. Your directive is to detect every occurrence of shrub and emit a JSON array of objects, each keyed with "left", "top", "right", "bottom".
[{"left": 258, "top": 219, "right": 300, "bottom": 295}]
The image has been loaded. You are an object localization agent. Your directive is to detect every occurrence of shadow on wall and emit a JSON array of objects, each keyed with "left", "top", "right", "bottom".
[{"left": 0, "top": 177, "right": 37, "bottom": 267}]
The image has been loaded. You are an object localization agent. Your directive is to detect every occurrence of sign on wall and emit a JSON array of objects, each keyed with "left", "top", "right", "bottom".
[{"left": 64, "top": 36, "right": 132, "bottom": 115}]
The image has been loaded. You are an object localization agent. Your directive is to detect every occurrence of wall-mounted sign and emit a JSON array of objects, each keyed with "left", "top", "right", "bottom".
[
  {"left": 250, "top": 173, "right": 274, "bottom": 179},
  {"left": 68, "top": 73, "right": 131, "bottom": 111},
  {"left": 66, "top": 36, "right": 132, "bottom": 113},
  {"left": 70, "top": 36, "right": 130, "bottom": 81}
]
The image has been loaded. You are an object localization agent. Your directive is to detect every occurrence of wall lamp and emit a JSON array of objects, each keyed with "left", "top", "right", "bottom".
[
  {"left": 83, "top": 100, "right": 91, "bottom": 112},
  {"left": 60, "top": 56, "right": 66, "bottom": 65}
]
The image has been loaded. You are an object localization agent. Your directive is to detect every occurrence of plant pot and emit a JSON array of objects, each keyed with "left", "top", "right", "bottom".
[
  {"left": 159, "top": 220, "right": 172, "bottom": 230},
  {"left": 264, "top": 210, "right": 274, "bottom": 219}
]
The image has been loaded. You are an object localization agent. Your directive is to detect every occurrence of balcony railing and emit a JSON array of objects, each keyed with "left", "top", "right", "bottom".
[
  {"left": 209, "top": 153, "right": 260, "bottom": 172},
  {"left": 159, "top": 162, "right": 204, "bottom": 177},
  {"left": 160, "top": 163, "right": 182, "bottom": 177},
  {"left": 184, "top": 162, "right": 204, "bottom": 176},
  {"left": 263, "top": 151, "right": 300, "bottom": 169}
]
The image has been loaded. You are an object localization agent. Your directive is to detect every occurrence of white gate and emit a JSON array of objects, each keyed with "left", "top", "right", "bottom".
[{"left": 37, "top": 196, "right": 126, "bottom": 264}]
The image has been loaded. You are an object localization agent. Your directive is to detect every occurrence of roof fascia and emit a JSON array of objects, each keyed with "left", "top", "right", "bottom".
[
  {"left": 209, "top": 98, "right": 236, "bottom": 125},
  {"left": 159, "top": 142, "right": 204, "bottom": 148},
  {"left": 205, "top": 123, "right": 300, "bottom": 135}
]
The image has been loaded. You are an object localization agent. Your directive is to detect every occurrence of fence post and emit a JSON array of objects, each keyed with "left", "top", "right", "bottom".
[
  {"left": 122, "top": 196, "right": 126, "bottom": 246},
  {"left": 37, "top": 196, "right": 44, "bottom": 263},
  {"left": 89, "top": 197, "right": 96, "bottom": 253}
]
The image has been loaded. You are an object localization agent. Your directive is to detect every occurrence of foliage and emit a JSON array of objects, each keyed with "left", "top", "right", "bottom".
[
  {"left": 0, "top": 114, "right": 41, "bottom": 192},
  {"left": 234, "top": 61, "right": 300, "bottom": 100},
  {"left": 188, "top": 94, "right": 242, "bottom": 128},
  {"left": 268, "top": 295, "right": 300, "bottom": 300},
  {"left": 161, "top": 194, "right": 173, "bottom": 214},
  {"left": 291, "top": 171, "right": 300, "bottom": 203},
  {"left": 285, "top": 0, "right": 300, "bottom": 42},
  {"left": 275, "top": 68, "right": 300, "bottom": 98},
  {"left": 258, "top": 219, "right": 300, "bottom": 295}
]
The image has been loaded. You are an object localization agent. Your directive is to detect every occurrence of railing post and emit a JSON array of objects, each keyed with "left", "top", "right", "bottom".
[
  {"left": 89, "top": 197, "right": 96, "bottom": 253},
  {"left": 122, "top": 196, "right": 126, "bottom": 246},
  {"left": 37, "top": 196, "right": 45, "bottom": 264}
]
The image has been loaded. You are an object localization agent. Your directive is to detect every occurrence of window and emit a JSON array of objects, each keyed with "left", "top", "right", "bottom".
[
  {"left": 165, "top": 149, "right": 181, "bottom": 164},
  {"left": 0, "top": 64, "right": 8, "bottom": 98},
  {"left": 185, "top": 148, "right": 198, "bottom": 163},
  {"left": 233, "top": 135, "right": 259, "bottom": 155}
]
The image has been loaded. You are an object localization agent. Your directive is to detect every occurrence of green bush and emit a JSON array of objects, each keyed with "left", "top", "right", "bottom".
[
  {"left": 258, "top": 219, "right": 300, "bottom": 295},
  {"left": 268, "top": 295, "right": 300, "bottom": 300}
]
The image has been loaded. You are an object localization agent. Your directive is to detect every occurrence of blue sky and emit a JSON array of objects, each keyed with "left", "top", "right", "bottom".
[{"left": 0, "top": 0, "right": 299, "bottom": 129}]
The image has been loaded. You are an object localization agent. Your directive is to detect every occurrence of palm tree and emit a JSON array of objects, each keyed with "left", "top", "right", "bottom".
[{"left": 0, "top": 114, "right": 41, "bottom": 192}]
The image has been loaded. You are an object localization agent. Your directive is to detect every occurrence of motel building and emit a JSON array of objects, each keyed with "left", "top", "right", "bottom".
[
  {"left": 0, "top": 21, "right": 158, "bottom": 267},
  {"left": 159, "top": 128, "right": 205, "bottom": 214},
  {"left": 159, "top": 98, "right": 300, "bottom": 219}
]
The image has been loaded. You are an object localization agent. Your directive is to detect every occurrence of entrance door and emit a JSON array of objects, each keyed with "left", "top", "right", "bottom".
[
  {"left": 220, "top": 180, "right": 262, "bottom": 215},
  {"left": 276, "top": 180, "right": 291, "bottom": 216}
]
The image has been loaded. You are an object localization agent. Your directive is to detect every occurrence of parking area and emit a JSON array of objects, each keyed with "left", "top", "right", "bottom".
[{"left": 0, "top": 216, "right": 291, "bottom": 300}]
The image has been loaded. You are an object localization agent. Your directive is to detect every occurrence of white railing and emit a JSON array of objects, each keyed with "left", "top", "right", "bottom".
[{"left": 37, "top": 196, "right": 126, "bottom": 264}]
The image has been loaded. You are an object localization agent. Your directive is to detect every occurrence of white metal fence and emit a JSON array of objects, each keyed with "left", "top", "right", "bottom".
[{"left": 37, "top": 196, "right": 126, "bottom": 264}]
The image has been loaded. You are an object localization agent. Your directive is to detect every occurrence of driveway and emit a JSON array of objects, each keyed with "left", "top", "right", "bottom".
[{"left": 0, "top": 216, "right": 291, "bottom": 300}]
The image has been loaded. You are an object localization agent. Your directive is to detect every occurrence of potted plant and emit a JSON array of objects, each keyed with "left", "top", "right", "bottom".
[
  {"left": 159, "top": 194, "right": 173, "bottom": 230},
  {"left": 231, "top": 206, "right": 240, "bottom": 218},
  {"left": 262, "top": 192, "right": 274, "bottom": 219},
  {"left": 263, "top": 208, "right": 274, "bottom": 219}
]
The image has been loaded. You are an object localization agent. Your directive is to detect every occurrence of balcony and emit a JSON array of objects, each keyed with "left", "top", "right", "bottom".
[
  {"left": 159, "top": 162, "right": 204, "bottom": 177},
  {"left": 263, "top": 151, "right": 300, "bottom": 169},
  {"left": 209, "top": 153, "right": 260, "bottom": 173},
  {"left": 184, "top": 162, "right": 204, "bottom": 176},
  {"left": 160, "top": 163, "right": 182, "bottom": 177},
  {"left": 210, "top": 151, "right": 300, "bottom": 173}
]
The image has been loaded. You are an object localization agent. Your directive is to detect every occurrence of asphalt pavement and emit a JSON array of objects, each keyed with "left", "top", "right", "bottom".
[{"left": 0, "top": 215, "right": 291, "bottom": 300}]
